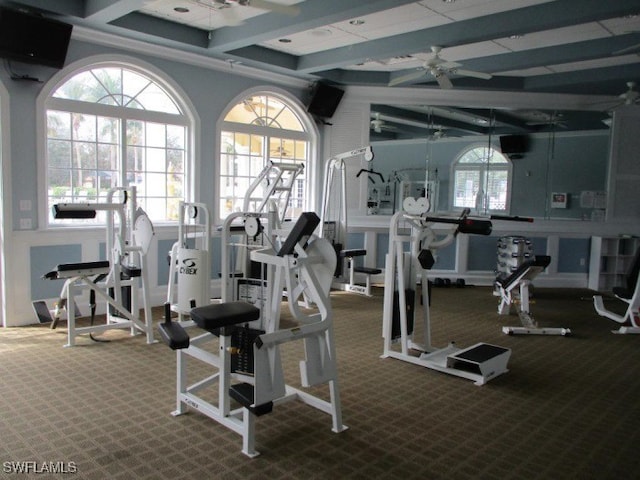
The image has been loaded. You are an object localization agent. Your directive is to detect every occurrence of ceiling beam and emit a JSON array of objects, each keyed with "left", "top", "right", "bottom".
[
  {"left": 295, "top": 0, "right": 640, "bottom": 73},
  {"left": 109, "top": 12, "right": 210, "bottom": 47},
  {"left": 84, "top": 0, "right": 147, "bottom": 22},
  {"left": 0, "top": 0, "right": 83, "bottom": 16},
  {"left": 207, "top": 0, "right": 417, "bottom": 52}
]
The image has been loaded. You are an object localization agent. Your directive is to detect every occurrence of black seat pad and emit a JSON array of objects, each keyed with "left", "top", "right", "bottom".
[{"left": 190, "top": 302, "right": 260, "bottom": 331}]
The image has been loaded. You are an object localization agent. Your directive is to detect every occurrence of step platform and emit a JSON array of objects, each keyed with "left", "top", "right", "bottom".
[{"left": 419, "top": 342, "right": 511, "bottom": 386}]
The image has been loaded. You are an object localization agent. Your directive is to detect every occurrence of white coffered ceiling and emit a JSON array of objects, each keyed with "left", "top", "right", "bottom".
[{"left": 5, "top": 0, "right": 640, "bottom": 137}]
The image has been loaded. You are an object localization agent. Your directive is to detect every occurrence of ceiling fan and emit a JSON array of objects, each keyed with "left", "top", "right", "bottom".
[
  {"left": 198, "top": 0, "right": 300, "bottom": 26},
  {"left": 388, "top": 46, "right": 493, "bottom": 89},
  {"left": 370, "top": 113, "right": 398, "bottom": 133},
  {"left": 617, "top": 81, "right": 640, "bottom": 105},
  {"left": 427, "top": 126, "right": 458, "bottom": 141},
  {"left": 524, "top": 111, "right": 568, "bottom": 130}
]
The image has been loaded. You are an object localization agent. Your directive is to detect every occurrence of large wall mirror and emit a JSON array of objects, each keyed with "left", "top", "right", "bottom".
[{"left": 366, "top": 104, "right": 612, "bottom": 220}]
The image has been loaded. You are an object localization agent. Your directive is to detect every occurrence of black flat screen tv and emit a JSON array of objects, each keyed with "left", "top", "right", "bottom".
[
  {"left": 307, "top": 83, "right": 344, "bottom": 119},
  {"left": 0, "top": 8, "right": 73, "bottom": 69},
  {"left": 499, "top": 134, "right": 529, "bottom": 155}
]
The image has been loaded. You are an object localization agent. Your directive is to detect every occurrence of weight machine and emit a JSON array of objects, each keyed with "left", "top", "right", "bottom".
[
  {"left": 158, "top": 212, "right": 347, "bottom": 457},
  {"left": 498, "top": 254, "right": 571, "bottom": 336},
  {"left": 320, "top": 146, "right": 381, "bottom": 296},
  {"left": 381, "top": 201, "right": 511, "bottom": 385},
  {"left": 243, "top": 160, "right": 304, "bottom": 225},
  {"left": 593, "top": 247, "right": 640, "bottom": 334},
  {"left": 41, "top": 186, "right": 154, "bottom": 347}
]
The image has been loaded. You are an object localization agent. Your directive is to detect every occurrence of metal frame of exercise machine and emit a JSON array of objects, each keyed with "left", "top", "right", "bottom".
[
  {"left": 498, "top": 255, "right": 571, "bottom": 336},
  {"left": 43, "top": 186, "right": 154, "bottom": 347},
  {"left": 381, "top": 203, "right": 511, "bottom": 386},
  {"left": 593, "top": 247, "right": 640, "bottom": 334},
  {"left": 320, "top": 146, "right": 382, "bottom": 295},
  {"left": 166, "top": 201, "right": 211, "bottom": 320},
  {"left": 159, "top": 212, "right": 347, "bottom": 457},
  {"left": 243, "top": 160, "right": 304, "bottom": 225}
]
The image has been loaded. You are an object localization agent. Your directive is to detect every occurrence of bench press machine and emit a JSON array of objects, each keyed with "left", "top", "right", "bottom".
[
  {"left": 42, "top": 186, "right": 154, "bottom": 347},
  {"left": 158, "top": 212, "right": 347, "bottom": 457},
  {"left": 382, "top": 201, "right": 511, "bottom": 385},
  {"left": 498, "top": 255, "right": 571, "bottom": 336}
]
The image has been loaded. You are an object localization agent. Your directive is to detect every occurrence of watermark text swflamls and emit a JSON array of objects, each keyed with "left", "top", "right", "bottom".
[{"left": 3, "top": 461, "right": 78, "bottom": 474}]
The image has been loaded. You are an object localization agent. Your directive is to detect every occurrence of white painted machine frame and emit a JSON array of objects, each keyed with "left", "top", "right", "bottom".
[
  {"left": 170, "top": 222, "right": 347, "bottom": 457},
  {"left": 166, "top": 201, "right": 211, "bottom": 320},
  {"left": 498, "top": 257, "right": 571, "bottom": 336},
  {"left": 593, "top": 275, "right": 640, "bottom": 334},
  {"left": 47, "top": 186, "right": 154, "bottom": 347},
  {"left": 320, "top": 146, "right": 378, "bottom": 294},
  {"left": 381, "top": 210, "right": 510, "bottom": 385}
]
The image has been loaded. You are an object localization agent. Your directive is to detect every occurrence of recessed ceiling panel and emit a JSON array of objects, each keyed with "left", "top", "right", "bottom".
[{"left": 418, "top": 0, "right": 554, "bottom": 21}]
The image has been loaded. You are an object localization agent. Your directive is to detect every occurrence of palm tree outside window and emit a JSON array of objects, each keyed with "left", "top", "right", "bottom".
[{"left": 45, "top": 64, "right": 190, "bottom": 225}]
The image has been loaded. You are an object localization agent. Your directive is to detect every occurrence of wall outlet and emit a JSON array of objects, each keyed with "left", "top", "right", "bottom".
[{"left": 19, "top": 218, "right": 32, "bottom": 229}]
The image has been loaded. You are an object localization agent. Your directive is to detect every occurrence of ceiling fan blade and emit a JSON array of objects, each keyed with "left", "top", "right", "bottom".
[
  {"left": 454, "top": 69, "right": 492, "bottom": 80},
  {"left": 388, "top": 69, "right": 426, "bottom": 87},
  {"left": 434, "top": 72, "right": 453, "bottom": 89},
  {"left": 439, "top": 61, "right": 461, "bottom": 69},
  {"left": 613, "top": 42, "right": 640, "bottom": 55},
  {"left": 248, "top": 0, "right": 301, "bottom": 16}
]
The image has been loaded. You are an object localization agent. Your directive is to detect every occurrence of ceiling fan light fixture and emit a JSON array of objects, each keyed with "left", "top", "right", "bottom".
[{"left": 173, "top": 7, "right": 190, "bottom": 13}]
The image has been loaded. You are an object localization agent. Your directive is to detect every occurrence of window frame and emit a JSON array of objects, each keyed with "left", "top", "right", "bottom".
[
  {"left": 37, "top": 55, "right": 198, "bottom": 229},
  {"left": 215, "top": 87, "right": 318, "bottom": 225},
  {"left": 450, "top": 142, "right": 512, "bottom": 215}
]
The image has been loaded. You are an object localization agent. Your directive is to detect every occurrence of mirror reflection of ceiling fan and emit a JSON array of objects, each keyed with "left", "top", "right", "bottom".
[
  {"left": 427, "top": 126, "right": 448, "bottom": 141},
  {"left": 370, "top": 113, "right": 398, "bottom": 133},
  {"left": 427, "top": 126, "right": 460, "bottom": 141},
  {"left": 523, "top": 111, "right": 568, "bottom": 129},
  {"left": 617, "top": 81, "right": 640, "bottom": 105},
  {"left": 196, "top": 0, "right": 300, "bottom": 26},
  {"left": 588, "top": 81, "right": 640, "bottom": 111},
  {"left": 270, "top": 145, "right": 290, "bottom": 156},
  {"left": 388, "top": 46, "right": 493, "bottom": 88}
]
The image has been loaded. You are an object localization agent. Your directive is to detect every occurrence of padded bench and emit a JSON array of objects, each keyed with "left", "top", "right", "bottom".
[
  {"left": 339, "top": 249, "right": 381, "bottom": 297},
  {"left": 190, "top": 301, "right": 270, "bottom": 415},
  {"left": 191, "top": 301, "right": 261, "bottom": 334}
]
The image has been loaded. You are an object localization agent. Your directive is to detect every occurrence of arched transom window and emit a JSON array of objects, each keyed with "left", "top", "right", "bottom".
[
  {"left": 219, "top": 93, "right": 311, "bottom": 221},
  {"left": 45, "top": 65, "right": 190, "bottom": 225},
  {"left": 452, "top": 144, "right": 511, "bottom": 213}
]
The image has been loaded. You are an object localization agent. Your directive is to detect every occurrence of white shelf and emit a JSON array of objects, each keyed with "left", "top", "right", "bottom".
[{"left": 589, "top": 236, "right": 640, "bottom": 292}]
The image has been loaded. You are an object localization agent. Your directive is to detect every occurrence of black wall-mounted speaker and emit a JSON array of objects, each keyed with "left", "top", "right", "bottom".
[
  {"left": 307, "top": 83, "right": 345, "bottom": 119},
  {"left": 499, "top": 134, "right": 529, "bottom": 155},
  {"left": 0, "top": 8, "right": 73, "bottom": 69}
]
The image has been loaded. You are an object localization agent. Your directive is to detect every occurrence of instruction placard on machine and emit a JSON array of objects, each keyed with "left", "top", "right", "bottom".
[{"left": 236, "top": 278, "right": 268, "bottom": 311}]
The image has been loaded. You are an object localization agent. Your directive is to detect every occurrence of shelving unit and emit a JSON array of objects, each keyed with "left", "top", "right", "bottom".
[{"left": 588, "top": 236, "right": 640, "bottom": 292}]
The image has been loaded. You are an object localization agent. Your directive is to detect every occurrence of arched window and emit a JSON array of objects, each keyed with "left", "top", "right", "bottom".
[
  {"left": 218, "top": 92, "right": 313, "bottom": 221},
  {"left": 44, "top": 63, "right": 192, "bottom": 225},
  {"left": 452, "top": 144, "right": 511, "bottom": 213}
]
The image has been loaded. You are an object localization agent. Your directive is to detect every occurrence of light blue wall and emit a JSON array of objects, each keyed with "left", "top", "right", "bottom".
[
  {"left": 558, "top": 238, "right": 590, "bottom": 273},
  {"left": 30, "top": 244, "right": 81, "bottom": 300},
  {"left": 3, "top": 38, "right": 310, "bottom": 232}
]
